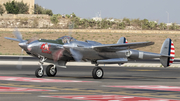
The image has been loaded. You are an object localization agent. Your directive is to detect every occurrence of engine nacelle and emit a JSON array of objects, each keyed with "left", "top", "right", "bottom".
[
  {"left": 127, "top": 50, "right": 161, "bottom": 59},
  {"left": 125, "top": 50, "right": 139, "bottom": 59}
]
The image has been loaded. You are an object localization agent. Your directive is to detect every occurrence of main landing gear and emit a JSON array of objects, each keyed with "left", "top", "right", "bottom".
[
  {"left": 92, "top": 67, "right": 104, "bottom": 79},
  {"left": 35, "top": 56, "right": 57, "bottom": 78},
  {"left": 46, "top": 64, "right": 57, "bottom": 77}
]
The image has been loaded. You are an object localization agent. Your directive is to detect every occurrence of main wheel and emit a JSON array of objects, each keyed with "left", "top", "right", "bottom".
[
  {"left": 35, "top": 68, "right": 44, "bottom": 78},
  {"left": 92, "top": 67, "right": 104, "bottom": 79},
  {"left": 46, "top": 65, "right": 57, "bottom": 77}
]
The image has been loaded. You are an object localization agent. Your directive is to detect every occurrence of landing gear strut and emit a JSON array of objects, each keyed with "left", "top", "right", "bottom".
[
  {"left": 92, "top": 67, "right": 104, "bottom": 79},
  {"left": 35, "top": 56, "right": 46, "bottom": 78}
]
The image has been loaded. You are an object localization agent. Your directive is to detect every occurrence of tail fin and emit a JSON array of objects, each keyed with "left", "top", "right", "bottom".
[
  {"left": 160, "top": 38, "right": 175, "bottom": 67},
  {"left": 117, "top": 37, "right": 128, "bottom": 44}
]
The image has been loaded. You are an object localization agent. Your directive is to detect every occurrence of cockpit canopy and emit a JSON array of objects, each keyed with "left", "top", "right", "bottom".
[
  {"left": 56, "top": 36, "right": 77, "bottom": 44},
  {"left": 38, "top": 36, "right": 77, "bottom": 44}
]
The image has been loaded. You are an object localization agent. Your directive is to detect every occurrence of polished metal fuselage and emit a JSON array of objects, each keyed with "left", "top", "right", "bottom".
[{"left": 27, "top": 39, "right": 160, "bottom": 63}]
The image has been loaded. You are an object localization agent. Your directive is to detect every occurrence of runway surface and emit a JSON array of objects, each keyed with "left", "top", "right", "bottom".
[{"left": 0, "top": 56, "right": 180, "bottom": 101}]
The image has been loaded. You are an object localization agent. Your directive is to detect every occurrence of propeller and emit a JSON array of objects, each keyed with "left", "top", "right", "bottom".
[
  {"left": 67, "top": 22, "right": 83, "bottom": 61},
  {"left": 13, "top": 29, "right": 39, "bottom": 69},
  {"left": 52, "top": 48, "right": 65, "bottom": 62},
  {"left": 16, "top": 49, "right": 24, "bottom": 70},
  {"left": 70, "top": 48, "right": 83, "bottom": 62},
  {"left": 27, "top": 36, "right": 38, "bottom": 44},
  {"left": 13, "top": 29, "right": 26, "bottom": 69},
  {"left": 13, "top": 29, "right": 24, "bottom": 69},
  {"left": 63, "top": 42, "right": 83, "bottom": 62},
  {"left": 13, "top": 29, "right": 23, "bottom": 42},
  {"left": 68, "top": 22, "right": 74, "bottom": 37}
]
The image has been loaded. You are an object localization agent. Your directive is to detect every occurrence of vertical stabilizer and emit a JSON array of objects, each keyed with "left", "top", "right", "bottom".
[
  {"left": 160, "top": 38, "right": 175, "bottom": 67},
  {"left": 117, "top": 37, "right": 128, "bottom": 44}
]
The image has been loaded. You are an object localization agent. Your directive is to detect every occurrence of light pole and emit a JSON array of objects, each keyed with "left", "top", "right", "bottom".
[{"left": 166, "top": 11, "right": 169, "bottom": 23}]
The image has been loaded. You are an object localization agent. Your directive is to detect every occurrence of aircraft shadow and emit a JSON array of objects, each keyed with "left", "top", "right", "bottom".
[{"left": 18, "top": 74, "right": 177, "bottom": 82}]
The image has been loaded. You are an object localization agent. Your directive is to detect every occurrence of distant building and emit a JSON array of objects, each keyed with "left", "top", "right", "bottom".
[
  {"left": 0, "top": 0, "right": 34, "bottom": 14},
  {"left": 106, "top": 19, "right": 115, "bottom": 22},
  {"left": 92, "top": 17, "right": 102, "bottom": 21},
  {"left": 149, "top": 21, "right": 158, "bottom": 23},
  {"left": 166, "top": 23, "right": 172, "bottom": 26},
  {"left": 166, "top": 23, "right": 180, "bottom": 26},
  {"left": 176, "top": 23, "right": 180, "bottom": 26}
]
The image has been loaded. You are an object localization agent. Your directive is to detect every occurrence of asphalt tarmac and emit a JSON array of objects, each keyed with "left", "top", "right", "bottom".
[{"left": 0, "top": 56, "right": 180, "bottom": 101}]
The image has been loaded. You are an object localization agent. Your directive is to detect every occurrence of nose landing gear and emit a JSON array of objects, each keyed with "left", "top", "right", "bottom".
[
  {"left": 35, "top": 56, "right": 58, "bottom": 78},
  {"left": 35, "top": 56, "right": 46, "bottom": 78},
  {"left": 35, "top": 68, "right": 44, "bottom": 77}
]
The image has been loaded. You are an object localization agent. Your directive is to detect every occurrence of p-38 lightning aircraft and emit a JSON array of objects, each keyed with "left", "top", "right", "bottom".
[{"left": 5, "top": 30, "right": 175, "bottom": 79}]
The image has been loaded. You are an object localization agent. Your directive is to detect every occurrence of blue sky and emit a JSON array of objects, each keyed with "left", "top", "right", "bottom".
[{"left": 35, "top": 0, "right": 180, "bottom": 23}]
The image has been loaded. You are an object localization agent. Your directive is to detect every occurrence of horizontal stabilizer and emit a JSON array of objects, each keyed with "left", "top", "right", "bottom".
[
  {"left": 160, "top": 55, "right": 174, "bottom": 58},
  {"left": 5, "top": 37, "right": 21, "bottom": 42},
  {"left": 97, "top": 58, "right": 128, "bottom": 64}
]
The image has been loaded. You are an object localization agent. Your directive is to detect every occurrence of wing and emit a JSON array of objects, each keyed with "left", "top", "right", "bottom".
[{"left": 92, "top": 42, "right": 154, "bottom": 52}]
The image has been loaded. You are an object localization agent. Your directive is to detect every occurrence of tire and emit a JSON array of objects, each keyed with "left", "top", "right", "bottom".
[
  {"left": 46, "top": 65, "right": 57, "bottom": 77},
  {"left": 92, "top": 67, "right": 104, "bottom": 79},
  {"left": 35, "top": 68, "right": 44, "bottom": 78}
]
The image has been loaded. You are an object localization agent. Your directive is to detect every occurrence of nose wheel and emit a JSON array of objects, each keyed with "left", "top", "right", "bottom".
[
  {"left": 92, "top": 67, "right": 104, "bottom": 79},
  {"left": 35, "top": 68, "right": 44, "bottom": 77}
]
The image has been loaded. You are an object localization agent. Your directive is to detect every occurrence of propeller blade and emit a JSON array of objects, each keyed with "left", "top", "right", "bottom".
[
  {"left": 16, "top": 49, "right": 24, "bottom": 70},
  {"left": 27, "top": 37, "right": 38, "bottom": 44},
  {"left": 70, "top": 48, "right": 83, "bottom": 62},
  {"left": 52, "top": 48, "right": 65, "bottom": 62},
  {"left": 68, "top": 22, "right": 74, "bottom": 37},
  {"left": 13, "top": 29, "right": 23, "bottom": 42}
]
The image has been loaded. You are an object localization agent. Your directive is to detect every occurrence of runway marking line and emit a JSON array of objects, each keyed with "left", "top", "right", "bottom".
[
  {"left": 43, "top": 93, "right": 96, "bottom": 95},
  {"left": 0, "top": 86, "right": 52, "bottom": 92},
  {"left": 40, "top": 95, "right": 180, "bottom": 101},
  {"left": 107, "top": 85, "right": 180, "bottom": 92},
  {"left": 0, "top": 76, "right": 92, "bottom": 83},
  {"left": 1, "top": 83, "right": 180, "bottom": 99},
  {"left": 0, "top": 93, "right": 31, "bottom": 94},
  {"left": 127, "top": 69, "right": 159, "bottom": 71}
]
